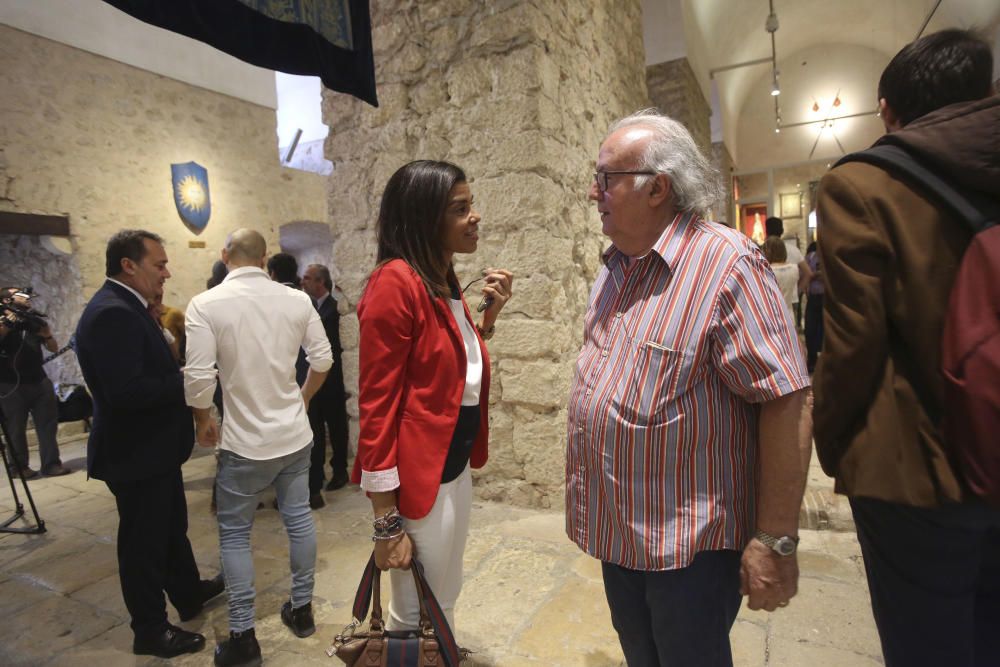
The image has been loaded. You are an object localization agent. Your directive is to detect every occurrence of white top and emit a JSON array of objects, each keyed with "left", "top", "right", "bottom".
[
  {"left": 448, "top": 297, "right": 483, "bottom": 406},
  {"left": 771, "top": 262, "right": 801, "bottom": 322},
  {"left": 784, "top": 239, "right": 804, "bottom": 265},
  {"left": 184, "top": 266, "right": 333, "bottom": 460}
]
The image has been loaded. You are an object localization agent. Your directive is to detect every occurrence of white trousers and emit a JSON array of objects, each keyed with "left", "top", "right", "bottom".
[{"left": 387, "top": 465, "right": 472, "bottom": 633}]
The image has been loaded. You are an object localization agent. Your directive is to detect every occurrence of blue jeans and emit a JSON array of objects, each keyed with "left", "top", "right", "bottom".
[{"left": 216, "top": 444, "right": 316, "bottom": 632}]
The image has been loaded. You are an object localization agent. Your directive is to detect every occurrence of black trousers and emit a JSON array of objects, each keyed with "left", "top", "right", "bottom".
[
  {"left": 307, "top": 362, "right": 349, "bottom": 495},
  {"left": 804, "top": 293, "right": 824, "bottom": 371},
  {"left": 106, "top": 468, "right": 202, "bottom": 637},
  {"left": 602, "top": 549, "right": 742, "bottom": 667},
  {"left": 850, "top": 497, "right": 1000, "bottom": 667}
]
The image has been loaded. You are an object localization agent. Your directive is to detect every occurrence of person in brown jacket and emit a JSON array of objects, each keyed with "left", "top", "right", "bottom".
[{"left": 813, "top": 29, "right": 999, "bottom": 667}]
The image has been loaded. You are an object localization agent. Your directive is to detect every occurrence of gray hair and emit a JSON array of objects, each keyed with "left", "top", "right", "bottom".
[{"left": 608, "top": 108, "right": 725, "bottom": 217}]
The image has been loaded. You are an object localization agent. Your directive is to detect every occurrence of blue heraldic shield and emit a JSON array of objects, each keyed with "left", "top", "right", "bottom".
[{"left": 171, "top": 162, "right": 212, "bottom": 234}]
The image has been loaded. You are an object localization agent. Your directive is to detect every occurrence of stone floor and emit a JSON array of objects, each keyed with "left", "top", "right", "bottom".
[{"left": 1, "top": 435, "right": 884, "bottom": 666}]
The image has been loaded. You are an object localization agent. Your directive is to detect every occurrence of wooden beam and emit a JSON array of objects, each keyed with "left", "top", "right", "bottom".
[{"left": 0, "top": 211, "right": 70, "bottom": 237}]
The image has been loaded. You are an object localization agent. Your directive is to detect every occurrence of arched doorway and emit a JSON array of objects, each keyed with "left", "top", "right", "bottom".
[{"left": 278, "top": 221, "right": 334, "bottom": 278}]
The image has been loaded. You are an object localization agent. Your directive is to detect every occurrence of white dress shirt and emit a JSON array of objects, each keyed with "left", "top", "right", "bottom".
[{"left": 184, "top": 266, "right": 333, "bottom": 460}]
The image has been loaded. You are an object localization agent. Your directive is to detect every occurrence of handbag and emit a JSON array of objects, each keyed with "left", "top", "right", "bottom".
[{"left": 327, "top": 554, "right": 462, "bottom": 666}]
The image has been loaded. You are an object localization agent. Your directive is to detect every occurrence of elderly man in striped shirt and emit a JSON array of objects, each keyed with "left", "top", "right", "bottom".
[{"left": 566, "top": 109, "right": 812, "bottom": 667}]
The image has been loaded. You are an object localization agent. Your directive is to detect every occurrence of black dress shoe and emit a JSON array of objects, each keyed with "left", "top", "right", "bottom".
[
  {"left": 214, "top": 628, "right": 262, "bottom": 667},
  {"left": 281, "top": 600, "right": 315, "bottom": 638},
  {"left": 324, "top": 469, "right": 349, "bottom": 491},
  {"left": 309, "top": 493, "right": 326, "bottom": 510},
  {"left": 178, "top": 573, "right": 226, "bottom": 621},
  {"left": 133, "top": 623, "right": 206, "bottom": 658}
]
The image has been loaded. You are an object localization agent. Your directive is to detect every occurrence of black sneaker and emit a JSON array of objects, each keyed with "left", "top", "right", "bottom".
[
  {"left": 309, "top": 493, "right": 326, "bottom": 510},
  {"left": 214, "top": 628, "right": 262, "bottom": 667},
  {"left": 281, "top": 600, "right": 315, "bottom": 638}
]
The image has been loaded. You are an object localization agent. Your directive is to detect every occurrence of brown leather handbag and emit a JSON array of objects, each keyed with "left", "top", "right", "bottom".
[{"left": 327, "top": 554, "right": 461, "bottom": 666}]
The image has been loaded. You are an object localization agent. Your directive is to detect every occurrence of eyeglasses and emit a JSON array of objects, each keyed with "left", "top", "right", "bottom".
[{"left": 593, "top": 170, "right": 657, "bottom": 193}]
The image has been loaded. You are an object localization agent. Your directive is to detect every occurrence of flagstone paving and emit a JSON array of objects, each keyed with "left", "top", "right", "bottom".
[{"left": 1, "top": 436, "right": 882, "bottom": 666}]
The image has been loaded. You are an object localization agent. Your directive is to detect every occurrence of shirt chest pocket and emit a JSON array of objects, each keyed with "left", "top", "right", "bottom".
[{"left": 615, "top": 340, "right": 688, "bottom": 426}]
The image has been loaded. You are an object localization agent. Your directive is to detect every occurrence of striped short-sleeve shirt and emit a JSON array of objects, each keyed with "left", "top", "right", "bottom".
[{"left": 566, "top": 212, "right": 810, "bottom": 571}]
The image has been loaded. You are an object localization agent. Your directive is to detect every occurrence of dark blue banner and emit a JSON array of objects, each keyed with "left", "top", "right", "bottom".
[{"left": 103, "top": 0, "right": 377, "bottom": 106}]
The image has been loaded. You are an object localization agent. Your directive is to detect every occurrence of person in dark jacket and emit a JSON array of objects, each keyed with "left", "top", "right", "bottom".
[
  {"left": 75, "top": 230, "right": 223, "bottom": 659},
  {"left": 813, "top": 29, "right": 1000, "bottom": 667}
]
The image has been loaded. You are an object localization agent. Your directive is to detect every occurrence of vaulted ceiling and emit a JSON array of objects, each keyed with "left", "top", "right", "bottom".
[{"left": 644, "top": 0, "right": 1000, "bottom": 170}]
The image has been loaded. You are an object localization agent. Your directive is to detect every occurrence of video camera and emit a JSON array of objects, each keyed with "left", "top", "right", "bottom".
[{"left": 0, "top": 287, "right": 49, "bottom": 335}]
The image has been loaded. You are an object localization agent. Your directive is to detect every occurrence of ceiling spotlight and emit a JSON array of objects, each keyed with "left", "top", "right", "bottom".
[
  {"left": 812, "top": 101, "right": 820, "bottom": 112},
  {"left": 771, "top": 86, "right": 780, "bottom": 97},
  {"left": 833, "top": 96, "right": 842, "bottom": 107},
  {"left": 775, "top": 127, "right": 781, "bottom": 133}
]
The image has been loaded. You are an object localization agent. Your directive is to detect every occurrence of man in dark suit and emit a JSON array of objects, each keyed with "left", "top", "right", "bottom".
[
  {"left": 75, "top": 230, "right": 223, "bottom": 659},
  {"left": 300, "top": 264, "right": 349, "bottom": 502}
]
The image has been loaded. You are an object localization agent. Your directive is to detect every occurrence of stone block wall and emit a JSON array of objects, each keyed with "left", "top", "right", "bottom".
[
  {"left": 0, "top": 25, "right": 326, "bottom": 318},
  {"left": 324, "top": 0, "right": 648, "bottom": 508},
  {"left": 712, "top": 141, "right": 735, "bottom": 225},
  {"left": 646, "top": 57, "right": 712, "bottom": 155}
]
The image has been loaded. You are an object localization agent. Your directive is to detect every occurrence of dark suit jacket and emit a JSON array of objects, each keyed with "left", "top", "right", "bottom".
[
  {"left": 75, "top": 281, "right": 194, "bottom": 482},
  {"left": 314, "top": 293, "right": 345, "bottom": 399}
]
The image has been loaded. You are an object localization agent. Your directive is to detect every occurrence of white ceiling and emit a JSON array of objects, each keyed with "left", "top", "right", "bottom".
[{"left": 644, "top": 0, "right": 1000, "bottom": 169}]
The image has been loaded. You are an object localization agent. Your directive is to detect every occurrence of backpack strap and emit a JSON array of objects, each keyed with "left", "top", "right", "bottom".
[{"left": 836, "top": 144, "right": 999, "bottom": 234}]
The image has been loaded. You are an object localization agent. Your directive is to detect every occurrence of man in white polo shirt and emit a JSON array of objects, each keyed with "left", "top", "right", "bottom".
[{"left": 184, "top": 228, "right": 332, "bottom": 667}]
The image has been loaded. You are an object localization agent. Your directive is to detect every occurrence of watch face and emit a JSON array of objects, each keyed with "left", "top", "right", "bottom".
[{"left": 775, "top": 536, "right": 797, "bottom": 556}]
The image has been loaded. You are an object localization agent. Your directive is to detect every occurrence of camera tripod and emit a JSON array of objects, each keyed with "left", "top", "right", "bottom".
[{"left": 0, "top": 410, "right": 46, "bottom": 534}]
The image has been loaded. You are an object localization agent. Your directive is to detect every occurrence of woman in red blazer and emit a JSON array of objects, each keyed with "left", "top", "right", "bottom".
[{"left": 352, "top": 160, "right": 513, "bottom": 634}]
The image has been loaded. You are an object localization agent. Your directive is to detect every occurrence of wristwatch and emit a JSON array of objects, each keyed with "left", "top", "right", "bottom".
[{"left": 755, "top": 529, "right": 799, "bottom": 556}]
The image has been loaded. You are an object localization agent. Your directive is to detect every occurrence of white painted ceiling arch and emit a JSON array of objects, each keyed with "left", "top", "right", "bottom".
[{"left": 644, "top": 0, "right": 1000, "bottom": 169}]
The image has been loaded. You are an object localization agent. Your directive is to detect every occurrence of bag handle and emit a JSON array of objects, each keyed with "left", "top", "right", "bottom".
[{"left": 348, "top": 553, "right": 462, "bottom": 667}]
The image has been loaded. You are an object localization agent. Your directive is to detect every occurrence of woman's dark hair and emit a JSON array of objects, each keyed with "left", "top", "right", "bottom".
[
  {"left": 807, "top": 242, "right": 818, "bottom": 254},
  {"left": 375, "top": 160, "right": 466, "bottom": 298},
  {"left": 878, "top": 28, "right": 993, "bottom": 127}
]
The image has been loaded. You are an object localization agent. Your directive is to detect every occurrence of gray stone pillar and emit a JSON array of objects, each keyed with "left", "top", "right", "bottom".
[
  {"left": 646, "top": 57, "right": 711, "bottom": 154},
  {"left": 324, "top": 0, "right": 648, "bottom": 508}
]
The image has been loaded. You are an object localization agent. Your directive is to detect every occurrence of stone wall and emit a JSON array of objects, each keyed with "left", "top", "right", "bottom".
[
  {"left": 0, "top": 25, "right": 326, "bottom": 315},
  {"left": 646, "top": 57, "right": 712, "bottom": 154},
  {"left": 0, "top": 235, "right": 84, "bottom": 386},
  {"left": 324, "top": 0, "right": 648, "bottom": 508},
  {"left": 712, "top": 141, "right": 735, "bottom": 225}
]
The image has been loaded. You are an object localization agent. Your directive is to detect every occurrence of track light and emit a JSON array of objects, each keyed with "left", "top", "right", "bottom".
[{"left": 770, "top": 71, "right": 780, "bottom": 96}]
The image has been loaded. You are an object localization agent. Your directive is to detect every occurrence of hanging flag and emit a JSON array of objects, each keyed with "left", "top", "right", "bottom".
[
  {"left": 102, "top": 0, "right": 377, "bottom": 107},
  {"left": 171, "top": 162, "right": 212, "bottom": 234}
]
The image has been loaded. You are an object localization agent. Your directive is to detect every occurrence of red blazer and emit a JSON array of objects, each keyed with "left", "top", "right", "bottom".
[{"left": 351, "top": 259, "right": 490, "bottom": 519}]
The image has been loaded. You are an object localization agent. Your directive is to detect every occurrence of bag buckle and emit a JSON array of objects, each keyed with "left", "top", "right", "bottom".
[{"left": 326, "top": 619, "right": 360, "bottom": 657}]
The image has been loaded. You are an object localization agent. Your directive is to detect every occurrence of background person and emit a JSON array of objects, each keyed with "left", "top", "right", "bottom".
[
  {"left": 813, "top": 29, "right": 1000, "bottom": 666},
  {"left": 0, "top": 289, "right": 71, "bottom": 478},
  {"left": 803, "top": 242, "right": 824, "bottom": 373},
  {"left": 354, "top": 160, "right": 513, "bottom": 635},
  {"left": 185, "top": 229, "right": 332, "bottom": 666},
  {"left": 300, "top": 264, "right": 350, "bottom": 502},
  {"left": 75, "top": 229, "right": 223, "bottom": 659},
  {"left": 763, "top": 236, "right": 799, "bottom": 326}
]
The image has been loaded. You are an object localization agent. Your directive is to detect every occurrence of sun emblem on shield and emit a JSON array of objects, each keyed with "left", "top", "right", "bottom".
[
  {"left": 176, "top": 175, "right": 208, "bottom": 213},
  {"left": 170, "top": 162, "right": 212, "bottom": 234}
]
